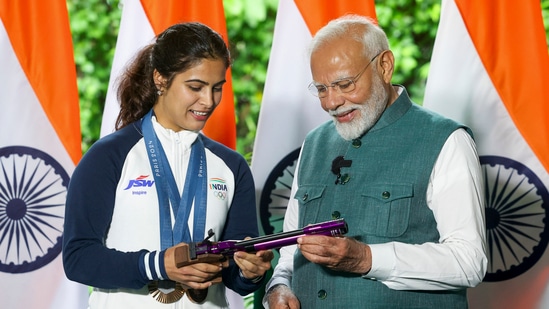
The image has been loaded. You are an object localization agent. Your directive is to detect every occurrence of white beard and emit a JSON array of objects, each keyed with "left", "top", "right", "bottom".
[{"left": 331, "top": 74, "right": 388, "bottom": 141}]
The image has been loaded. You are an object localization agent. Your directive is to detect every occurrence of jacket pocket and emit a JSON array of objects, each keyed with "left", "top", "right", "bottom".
[
  {"left": 294, "top": 185, "right": 326, "bottom": 225},
  {"left": 358, "top": 183, "right": 413, "bottom": 238}
]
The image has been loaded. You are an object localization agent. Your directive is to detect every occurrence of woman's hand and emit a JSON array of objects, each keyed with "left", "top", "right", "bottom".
[
  {"left": 233, "top": 237, "right": 274, "bottom": 280},
  {"left": 163, "top": 243, "right": 228, "bottom": 290}
]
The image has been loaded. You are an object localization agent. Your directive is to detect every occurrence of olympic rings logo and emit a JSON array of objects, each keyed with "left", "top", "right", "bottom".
[{"left": 213, "top": 191, "right": 227, "bottom": 200}]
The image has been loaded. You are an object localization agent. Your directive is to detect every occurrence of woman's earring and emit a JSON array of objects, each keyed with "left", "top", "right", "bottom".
[{"left": 157, "top": 89, "right": 163, "bottom": 96}]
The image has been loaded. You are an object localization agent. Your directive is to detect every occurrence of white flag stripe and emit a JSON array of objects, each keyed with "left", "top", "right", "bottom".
[
  {"left": 251, "top": 0, "right": 329, "bottom": 204},
  {"left": 5, "top": 258, "right": 89, "bottom": 309},
  {"left": 101, "top": 0, "right": 155, "bottom": 137}
]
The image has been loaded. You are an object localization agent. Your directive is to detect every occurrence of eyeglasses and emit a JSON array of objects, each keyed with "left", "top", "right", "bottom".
[{"left": 308, "top": 51, "right": 383, "bottom": 98}]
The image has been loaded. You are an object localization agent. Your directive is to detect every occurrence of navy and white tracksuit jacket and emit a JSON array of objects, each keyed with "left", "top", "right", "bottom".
[{"left": 63, "top": 117, "right": 261, "bottom": 308}]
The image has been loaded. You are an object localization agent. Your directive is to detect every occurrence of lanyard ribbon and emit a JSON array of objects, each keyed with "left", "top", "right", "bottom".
[{"left": 142, "top": 110, "right": 208, "bottom": 249}]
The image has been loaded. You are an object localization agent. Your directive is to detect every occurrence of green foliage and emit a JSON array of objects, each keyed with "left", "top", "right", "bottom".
[
  {"left": 67, "top": 0, "right": 121, "bottom": 153},
  {"left": 541, "top": 0, "right": 549, "bottom": 44},
  {"left": 376, "top": 0, "right": 441, "bottom": 104},
  {"left": 224, "top": 0, "right": 279, "bottom": 158}
]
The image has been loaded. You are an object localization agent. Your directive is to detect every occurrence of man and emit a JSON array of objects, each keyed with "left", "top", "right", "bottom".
[{"left": 264, "top": 15, "right": 487, "bottom": 309}]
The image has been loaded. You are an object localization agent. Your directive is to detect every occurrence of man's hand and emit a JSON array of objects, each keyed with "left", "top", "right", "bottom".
[
  {"left": 297, "top": 235, "right": 372, "bottom": 274},
  {"left": 266, "top": 284, "right": 300, "bottom": 309}
]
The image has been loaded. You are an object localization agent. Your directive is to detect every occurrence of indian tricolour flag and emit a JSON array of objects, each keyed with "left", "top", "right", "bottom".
[
  {"left": 0, "top": 1, "right": 88, "bottom": 308},
  {"left": 101, "top": 0, "right": 236, "bottom": 149},
  {"left": 251, "top": 0, "right": 376, "bottom": 236},
  {"left": 423, "top": 1, "right": 549, "bottom": 308}
]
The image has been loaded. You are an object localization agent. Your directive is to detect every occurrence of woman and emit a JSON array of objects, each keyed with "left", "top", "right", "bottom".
[{"left": 63, "top": 22, "right": 272, "bottom": 309}]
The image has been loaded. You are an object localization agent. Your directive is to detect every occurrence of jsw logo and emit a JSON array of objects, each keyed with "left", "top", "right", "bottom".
[{"left": 124, "top": 175, "right": 155, "bottom": 190}]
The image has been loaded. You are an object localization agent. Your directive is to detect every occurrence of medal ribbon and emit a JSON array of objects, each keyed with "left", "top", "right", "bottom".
[{"left": 142, "top": 110, "right": 208, "bottom": 249}]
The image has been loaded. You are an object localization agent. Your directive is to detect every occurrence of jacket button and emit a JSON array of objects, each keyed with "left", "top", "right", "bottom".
[
  {"left": 382, "top": 191, "right": 390, "bottom": 199},
  {"left": 332, "top": 211, "right": 341, "bottom": 219},
  {"left": 302, "top": 193, "right": 309, "bottom": 201},
  {"left": 317, "top": 289, "right": 327, "bottom": 299},
  {"left": 352, "top": 139, "right": 362, "bottom": 148}
]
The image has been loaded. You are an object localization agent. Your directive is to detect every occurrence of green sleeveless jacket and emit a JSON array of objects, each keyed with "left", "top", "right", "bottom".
[{"left": 292, "top": 88, "right": 471, "bottom": 308}]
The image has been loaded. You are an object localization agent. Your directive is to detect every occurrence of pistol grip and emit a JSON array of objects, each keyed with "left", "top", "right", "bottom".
[{"left": 174, "top": 244, "right": 226, "bottom": 268}]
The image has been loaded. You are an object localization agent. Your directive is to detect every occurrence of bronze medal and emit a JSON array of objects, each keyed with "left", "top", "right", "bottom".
[
  {"left": 148, "top": 280, "right": 185, "bottom": 304},
  {"left": 186, "top": 288, "right": 208, "bottom": 303},
  {"left": 148, "top": 281, "right": 209, "bottom": 304}
]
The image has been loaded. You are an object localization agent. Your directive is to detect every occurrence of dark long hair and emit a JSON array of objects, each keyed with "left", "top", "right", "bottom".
[{"left": 115, "top": 22, "right": 231, "bottom": 130}]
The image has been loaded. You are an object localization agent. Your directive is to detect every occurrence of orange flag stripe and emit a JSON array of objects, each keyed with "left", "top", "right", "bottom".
[
  {"left": 456, "top": 0, "right": 549, "bottom": 172},
  {"left": 0, "top": 1, "right": 81, "bottom": 164},
  {"left": 140, "top": 0, "right": 237, "bottom": 149},
  {"left": 295, "top": 0, "right": 377, "bottom": 35}
]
